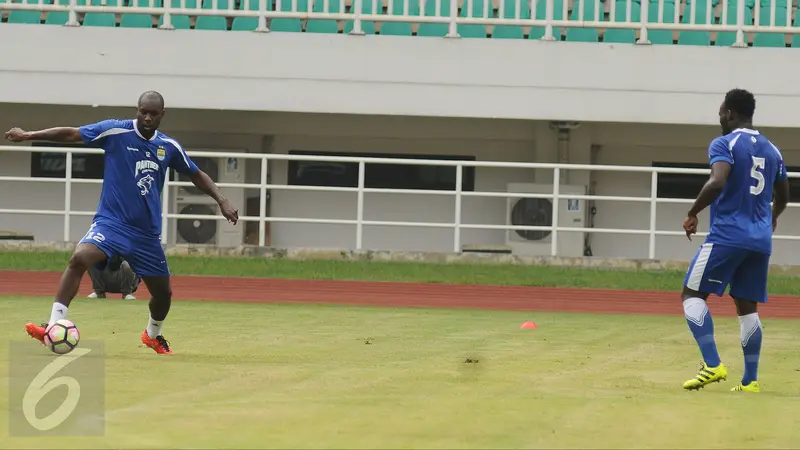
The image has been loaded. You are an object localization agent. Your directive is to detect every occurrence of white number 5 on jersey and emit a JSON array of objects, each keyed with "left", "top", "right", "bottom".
[{"left": 750, "top": 156, "right": 766, "bottom": 195}]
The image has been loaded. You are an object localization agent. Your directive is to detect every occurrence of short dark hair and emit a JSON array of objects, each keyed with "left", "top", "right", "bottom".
[
  {"left": 723, "top": 88, "right": 756, "bottom": 120},
  {"left": 138, "top": 90, "right": 165, "bottom": 110}
]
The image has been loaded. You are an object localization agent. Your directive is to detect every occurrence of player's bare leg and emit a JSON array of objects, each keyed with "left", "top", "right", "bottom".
[
  {"left": 26, "top": 243, "right": 107, "bottom": 343},
  {"left": 140, "top": 275, "right": 173, "bottom": 354},
  {"left": 730, "top": 297, "right": 762, "bottom": 392},
  {"left": 55, "top": 243, "right": 108, "bottom": 309}
]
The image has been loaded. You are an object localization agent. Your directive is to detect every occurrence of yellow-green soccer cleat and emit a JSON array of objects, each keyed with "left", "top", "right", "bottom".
[
  {"left": 683, "top": 362, "right": 728, "bottom": 390},
  {"left": 731, "top": 381, "right": 760, "bottom": 392}
]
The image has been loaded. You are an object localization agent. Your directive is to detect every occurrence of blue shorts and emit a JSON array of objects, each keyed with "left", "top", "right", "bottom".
[
  {"left": 79, "top": 220, "right": 170, "bottom": 278},
  {"left": 683, "top": 242, "right": 770, "bottom": 303}
]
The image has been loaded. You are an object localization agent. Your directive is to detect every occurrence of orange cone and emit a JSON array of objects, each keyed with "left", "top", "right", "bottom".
[{"left": 520, "top": 321, "right": 537, "bottom": 329}]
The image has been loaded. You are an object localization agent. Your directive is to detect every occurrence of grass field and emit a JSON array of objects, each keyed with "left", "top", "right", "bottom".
[
  {"left": 2, "top": 251, "right": 800, "bottom": 448},
  {"left": 1, "top": 297, "right": 800, "bottom": 448}
]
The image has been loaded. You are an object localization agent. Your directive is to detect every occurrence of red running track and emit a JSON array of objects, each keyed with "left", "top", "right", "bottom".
[{"left": 2, "top": 270, "right": 800, "bottom": 318}]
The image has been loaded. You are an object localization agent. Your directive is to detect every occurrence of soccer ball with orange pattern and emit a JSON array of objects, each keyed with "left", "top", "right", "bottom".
[{"left": 44, "top": 319, "right": 80, "bottom": 355}]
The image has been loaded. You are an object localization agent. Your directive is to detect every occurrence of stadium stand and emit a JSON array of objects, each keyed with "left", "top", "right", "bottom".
[{"left": 1, "top": 0, "right": 798, "bottom": 46}]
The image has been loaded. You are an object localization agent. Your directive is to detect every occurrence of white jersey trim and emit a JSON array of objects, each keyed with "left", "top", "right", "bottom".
[
  {"left": 92, "top": 127, "right": 133, "bottom": 142},
  {"left": 132, "top": 119, "right": 158, "bottom": 142},
  {"left": 727, "top": 133, "right": 740, "bottom": 163},
  {"left": 160, "top": 137, "right": 192, "bottom": 169},
  {"left": 768, "top": 141, "right": 784, "bottom": 160}
]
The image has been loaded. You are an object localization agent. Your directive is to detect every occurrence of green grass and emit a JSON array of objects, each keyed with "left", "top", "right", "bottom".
[
  {"left": 3, "top": 251, "right": 800, "bottom": 294},
  {"left": 1, "top": 296, "right": 800, "bottom": 448}
]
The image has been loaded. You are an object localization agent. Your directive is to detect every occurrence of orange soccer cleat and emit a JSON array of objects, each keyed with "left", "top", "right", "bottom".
[
  {"left": 141, "top": 329, "right": 173, "bottom": 354},
  {"left": 25, "top": 322, "right": 47, "bottom": 345}
]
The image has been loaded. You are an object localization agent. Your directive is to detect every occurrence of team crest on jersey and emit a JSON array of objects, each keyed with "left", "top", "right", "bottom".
[{"left": 157, "top": 146, "right": 166, "bottom": 161}]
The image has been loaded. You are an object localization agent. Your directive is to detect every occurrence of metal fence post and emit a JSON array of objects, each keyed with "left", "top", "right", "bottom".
[
  {"left": 356, "top": 161, "right": 365, "bottom": 250},
  {"left": 63, "top": 152, "right": 73, "bottom": 242},
  {"left": 453, "top": 164, "right": 463, "bottom": 253},
  {"left": 551, "top": 167, "right": 560, "bottom": 257},
  {"left": 259, "top": 157, "right": 268, "bottom": 247},
  {"left": 649, "top": 171, "right": 658, "bottom": 259}
]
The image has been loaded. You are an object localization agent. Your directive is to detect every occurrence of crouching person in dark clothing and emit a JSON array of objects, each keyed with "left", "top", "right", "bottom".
[{"left": 88, "top": 254, "right": 141, "bottom": 300}]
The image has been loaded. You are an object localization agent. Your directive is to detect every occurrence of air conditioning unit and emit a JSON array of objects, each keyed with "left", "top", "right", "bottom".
[
  {"left": 505, "top": 183, "right": 587, "bottom": 257},
  {"left": 169, "top": 155, "right": 246, "bottom": 248}
]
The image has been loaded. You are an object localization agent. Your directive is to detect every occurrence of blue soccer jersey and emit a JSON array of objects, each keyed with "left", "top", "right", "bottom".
[
  {"left": 705, "top": 128, "right": 788, "bottom": 254},
  {"left": 79, "top": 119, "right": 199, "bottom": 237}
]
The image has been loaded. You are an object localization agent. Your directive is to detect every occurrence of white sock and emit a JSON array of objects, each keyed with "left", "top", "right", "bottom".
[
  {"left": 738, "top": 313, "right": 762, "bottom": 347},
  {"left": 683, "top": 297, "right": 709, "bottom": 325},
  {"left": 146, "top": 315, "right": 164, "bottom": 339},
  {"left": 49, "top": 302, "right": 68, "bottom": 325}
]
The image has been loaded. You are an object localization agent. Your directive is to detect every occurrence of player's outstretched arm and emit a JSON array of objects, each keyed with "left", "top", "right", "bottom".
[
  {"left": 4, "top": 127, "right": 82, "bottom": 143},
  {"left": 189, "top": 170, "right": 239, "bottom": 225}
]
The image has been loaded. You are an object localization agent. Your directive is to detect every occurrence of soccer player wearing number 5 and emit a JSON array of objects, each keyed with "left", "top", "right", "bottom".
[
  {"left": 681, "top": 89, "right": 790, "bottom": 392},
  {"left": 4, "top": 91, "right": 239, "bottom": 355}
]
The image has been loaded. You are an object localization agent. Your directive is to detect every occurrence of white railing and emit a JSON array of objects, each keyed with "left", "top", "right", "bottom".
[
  {"left": 2, "top": 145, "right": 800, "bottom": 259},
  {"left": 1, "top": 0, "right": 799, "bottom": 46}
]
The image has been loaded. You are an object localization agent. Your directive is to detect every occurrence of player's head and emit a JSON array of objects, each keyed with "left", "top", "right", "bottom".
[
  {"left": 719, "top": 88, "right": 756, "bottom": 135},
  {"left": 136, "top": 90, "right": 165, "bottom": 136}
]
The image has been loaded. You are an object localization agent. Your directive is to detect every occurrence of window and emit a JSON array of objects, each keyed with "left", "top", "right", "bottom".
[
  {"left": 653, "top": 161, "right": 800, "bottom": 202},
  {"left": 288, "top": 151, "right": 476, "bottom": 191},
  {"left": 30, "top": 142, "right": 104, "bottom": 180}
]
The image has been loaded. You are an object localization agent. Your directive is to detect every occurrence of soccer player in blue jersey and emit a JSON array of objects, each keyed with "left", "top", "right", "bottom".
[
  {"left": 5, "top": 91, "right": 239, "bottom": 355},
  {"left": 680, "top": 88, "right": 790, "bottom": 392}
]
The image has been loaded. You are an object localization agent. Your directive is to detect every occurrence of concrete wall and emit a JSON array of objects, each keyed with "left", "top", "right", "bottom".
[
  {"left": 267, "top": 127, "right": 537, "bottom": 251},
  {"left": 3, "top": 24, "right": 800, "bottom": 127},
  {"left": 3, "top": 105, "right": 800, "bottom": 264}
]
